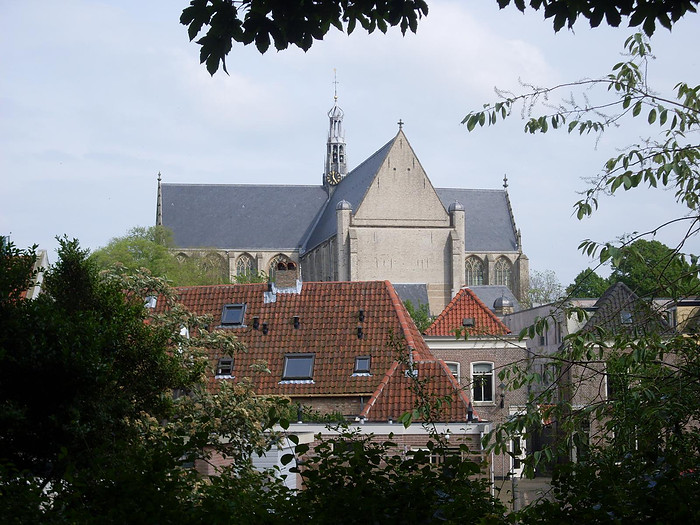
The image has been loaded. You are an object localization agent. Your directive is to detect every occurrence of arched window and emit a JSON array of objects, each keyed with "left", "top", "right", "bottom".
[
  {"left": 268, "top": 254, "right": 292, "bottom": 281},
  {"left": 236, "top": 253, "right": 255, "bottom": 278},
  {"left": 465, "top": 256, "right": 484, "bottom": 286},
  {"left": 494, "top": 257, "right": 512, "bottom": 289}
]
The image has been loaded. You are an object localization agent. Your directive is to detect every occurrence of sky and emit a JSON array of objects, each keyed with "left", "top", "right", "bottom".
[{"left": 1, "top": 1, "right": 698, "bottom": 286}]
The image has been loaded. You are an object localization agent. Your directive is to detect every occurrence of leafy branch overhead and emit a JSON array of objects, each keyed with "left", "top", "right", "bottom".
[
  {"left": 181, "top": 0, "right": 429, "bottom": 74},
  {"left": 463, "top": 34, "right": 700, "bottom": 230},
  {"left": 497, "top": 0, "right": 698, "bottom": 35}
]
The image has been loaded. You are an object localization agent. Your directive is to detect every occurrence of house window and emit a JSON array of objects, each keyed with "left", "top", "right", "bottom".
[
  {"left": 236, "top": 254, "right": 255, "bottom": 277},
  {"left": 493, "top": 258, "right": 512, "bottom": 289},
  {"left": 445, "top": 361, "right": 460, "bottom": 383},
  {"left": 282, "top": 354, "right": 315, "bottom": 380},
  {"left": 472, "top": 362, "right": 494, "bottom": 403},
  {"left": 216, "top": 358, "right": 234, "bottom": 377},
  {"left": 465, "top": 257, "right": 484, "bottom": 286},
  {"left": 221, "top": 303, "right": 246, "bottom": 326},
  {"left": 620, "top": 310, "right": 633, "bottom": 324},
  {"left": 555, "top": 322, "right": 563, "bottom": 344},
  {"left": 354, "top": 356, "right": 371, "bottom": 375}
]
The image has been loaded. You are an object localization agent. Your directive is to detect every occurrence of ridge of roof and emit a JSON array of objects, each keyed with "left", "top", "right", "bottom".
[{"left": 384, "top": 280, "right": 430, "bottom": 358}]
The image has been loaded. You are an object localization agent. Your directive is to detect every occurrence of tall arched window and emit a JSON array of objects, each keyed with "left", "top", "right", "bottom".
[
  {"left": 268, "top": 254, "right": 292, "bottom": 281},
  {"left": 236, "top": 253, "right": 254, "bottom": 278},
  {"left": 465, "top": 256, "right": 484, "bottom": 286},
  {"left": 494, "top": 257, "right": 512, "bottom": 289}
]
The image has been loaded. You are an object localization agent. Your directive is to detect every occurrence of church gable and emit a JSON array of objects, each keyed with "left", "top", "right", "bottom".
[{"left": 353, "top": 130, "right": 449, "bottom": 227}]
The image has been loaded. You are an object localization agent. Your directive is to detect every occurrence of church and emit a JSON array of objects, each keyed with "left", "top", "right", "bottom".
[{"left": 156, "top": 97, "right": 528, "bottom": 315}]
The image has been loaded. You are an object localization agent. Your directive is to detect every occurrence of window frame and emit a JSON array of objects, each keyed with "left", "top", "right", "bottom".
[
  {"left": 282, "top": 353, "right": 315, "bottom": 380},
  {"left": 445, "top": 361, "right": 460, "bottom": 383},
  {"left": 220, "top": 303, "right": 246, "bottom": 327},
  {"left": 216, "top": 357, "right": 234, "bottom": 378},
  {"left": 471, "top": 361, "right": 495, "bottom": 404},
  {"left": 353, "top": 355, "right": 371, "bottom": 375}
]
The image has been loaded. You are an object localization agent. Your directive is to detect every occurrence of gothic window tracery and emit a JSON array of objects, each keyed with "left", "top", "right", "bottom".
[
  {"left": 494, "top": 257, "right": 513, "bottom": 289},
  {"left": 465, "top": 256, "right": 484, "bottom": 286},
  {"left": 236, "top": 253, "right": 255, "bottom": 278}
]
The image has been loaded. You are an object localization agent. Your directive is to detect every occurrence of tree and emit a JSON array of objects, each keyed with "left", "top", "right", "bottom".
[
  {"left": 181, "top": 1, "right": 698, "bottom": 75},
  {"left": 0, "top": 239, "right": 289, "bottom": 523},
  {"left": 495, "top": 0, "right": 699, "bottom": 35},
  {"left": 565, "top": 267, "right": 610, "bottom": 297},
  {"left": 609, "top": 238, "right": 700, "bottom": 298},
  {"left": 527, "top": 269, "right": 564, "bottom": 307},
  {"left": 91, "top": 225, "right": 230, "bottom": 286},
  {"left": 404, "top": 299, "right": 433, "bottom": 332},
  {"left": 464, "top": 34, "right": 700, "bottom": 521}
]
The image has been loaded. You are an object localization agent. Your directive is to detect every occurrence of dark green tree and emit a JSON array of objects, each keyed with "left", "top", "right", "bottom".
[
  {"left": 0, "top": 239, "right": 289, "bottom": 523},
  {"left": 609, "top": 238, "right": 700, "bottom": 298},
  {"left": 566, "top": 267, "right": 610, "bottom": 297}
]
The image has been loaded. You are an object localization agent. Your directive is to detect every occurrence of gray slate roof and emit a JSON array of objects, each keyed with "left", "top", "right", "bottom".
[
  {"left": 161, "top": 133, "right": 520, "bottom": 255},
  {"left": 161, "top": 184, "right": 328, "bottom": 250},
  {"left": 436, "top": 189, "right": 517, "bottom": 252},
  {"left": 393, "top": 283, "right": 430, "bottom": 309},
  {"left": 467, "top": 285, "right": 521, "bottom": 313}
]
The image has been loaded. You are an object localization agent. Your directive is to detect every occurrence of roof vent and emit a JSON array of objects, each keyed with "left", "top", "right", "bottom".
[{"left": 462, "top": 318, "right": 475, "bottom": 327}]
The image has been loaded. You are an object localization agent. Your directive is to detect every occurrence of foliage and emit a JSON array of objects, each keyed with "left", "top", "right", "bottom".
[
  {"left": 565, "top": 267, "right": 610, "bottom": 297},
  {"left": 233, "top": 269, "right": 268, "bottom": 284},
  {"left": 404, "top": 299, "right": 434, "bottom": 332},
  {"left": 495, "top": 0, "right": 698, "bottom": 35},
  {"left": 181, "top": 0, "right": 429, "bottom": 75},
  {"left": 527, "top": 269, "right": 564, "bottom": 307},
  {"left": 609, "top": 238, "right": 700, "bottom": 298},
  {"left": 282, "top": 427, "right": 508, "bottom": 524},
  {"left": 91, "top": 225, "right": 230, "bottom": 286},
  {"left": 0, "top": 238, "right": 289, "bottom": 523}
]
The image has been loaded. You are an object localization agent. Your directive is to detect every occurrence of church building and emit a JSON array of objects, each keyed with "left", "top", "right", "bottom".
[{"left": 157, "top": 97, "right": 528, "bottom": 314}]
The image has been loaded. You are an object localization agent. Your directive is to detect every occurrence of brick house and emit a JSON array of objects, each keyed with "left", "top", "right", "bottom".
[
  {"left": 423, "top": 287, "right": 528, "bottom": 479},
  {"left": 161, "top": 274, "right": 490, "bottom": 483}
]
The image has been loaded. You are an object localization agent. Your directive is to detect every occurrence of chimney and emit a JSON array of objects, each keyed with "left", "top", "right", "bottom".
[{"left": 273, "top": 261, "right": 299, "bottom": 289}]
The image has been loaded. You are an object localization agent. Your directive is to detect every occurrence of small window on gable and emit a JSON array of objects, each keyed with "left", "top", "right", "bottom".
[
  {"left": 216, "top": 358, "right": 234, "bottom": 377},
  {"left": 221, "top": 303, "right": 246, "bottom": 327},
  {"left": 354, "top": 356, "right": 371, "bottom": 375},
  {"left": 445, "top": 362, "right": 460, "bottom": 383},
  {"left": 282, "top": 354, "right": 315, "bottom": 380},
  {"left": 620, "top": 311, "right": 633, "bottom": 324}
]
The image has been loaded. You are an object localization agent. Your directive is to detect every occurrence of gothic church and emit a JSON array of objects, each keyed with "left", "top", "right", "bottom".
[{"left": 157, "top": 97, "right": 528, "bottom": 314}]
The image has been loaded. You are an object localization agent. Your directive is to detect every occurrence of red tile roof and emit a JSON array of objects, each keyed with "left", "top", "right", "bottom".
[
  {"left": 424, "top": 287, "right": 511, "bottom": 337},
  {"left": 161, "top": 280, "right": 471, "bottom": 422}
]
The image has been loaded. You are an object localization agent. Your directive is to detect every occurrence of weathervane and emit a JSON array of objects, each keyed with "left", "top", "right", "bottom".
[
  {"left": 503, "top": 174, "right": 508, "bottom": 189},
  {"left": 333, "top": 68, "right": 339, "bottom": 101}
]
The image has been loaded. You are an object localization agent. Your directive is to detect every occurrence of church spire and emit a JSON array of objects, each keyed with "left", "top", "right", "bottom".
[
  {"left": 324, "top": 69, "right": 347, "bottom": 187},
  {"left": 156, "top": 172, "right": 163, "bottom": 226}
]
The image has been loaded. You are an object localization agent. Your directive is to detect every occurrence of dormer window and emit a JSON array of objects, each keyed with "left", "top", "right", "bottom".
[
  {"left": 216, "top": 358, "right": 234, "bottom": 377},
  {"left": 221, "top": 303, "right": 246, "bottom": 327},
  {"left": 282, "top": 354, "right": 314, "bottom": 380},
  {"left": 354, "top": 356, "right": 371, "bottom": 375}
]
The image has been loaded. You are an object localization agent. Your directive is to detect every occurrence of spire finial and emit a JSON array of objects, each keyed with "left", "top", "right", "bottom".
[
  {"left": 503, "top": 174, "right": 508, "bottom": 189},
  {"left": 333, "top": 68, "right": 338, "bottom": 101},
  {"left": 398, "top": 119, "right": 404, "bottom": 130}
]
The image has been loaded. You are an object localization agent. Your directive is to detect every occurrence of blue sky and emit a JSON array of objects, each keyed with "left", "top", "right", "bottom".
[{"left": 1, "top": 1, "right": 698, "bottom": 286}]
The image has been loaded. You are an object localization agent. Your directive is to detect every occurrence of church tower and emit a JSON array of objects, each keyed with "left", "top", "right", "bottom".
[{"left": 324, "top": 74, "right": 347, "bottom": 188}]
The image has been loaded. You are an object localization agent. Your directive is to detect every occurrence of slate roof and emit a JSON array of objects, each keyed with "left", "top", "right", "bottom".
[
  {"left": 424, "top": 287, "right": 511, "bottom": 337},
  {"left": 467, "top": 285, "right": 521, "bottom": 314},
  {"left": 435, "top": 189, "right": 518, "bottom": 252},
  {"left": 160, "top": 132, "right": 520, "bottom": 256},
  {"left": 581, "top": 282, "right": 670, "bottom": 336},
  {"left": 160, "top": 280, "right": 471, "bottom": 422},
  {"left": 161, "top": 184, "right": 328, "bottom": 250},
  {"left": 393, "top": 283, "right": 430, "bottom": 309}
]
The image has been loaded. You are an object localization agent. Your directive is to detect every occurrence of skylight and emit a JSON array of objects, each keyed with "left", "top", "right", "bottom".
[
  {"left": 282, "top": 354, "right": 315, "bottom": 380},
  {"left": 354, "top": 356, "right": 371, "bottom": 374},
  {"left": 221, "top": 303, "right": 246, "bottom": 327}
]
